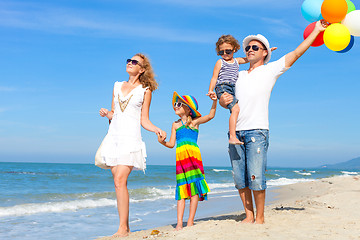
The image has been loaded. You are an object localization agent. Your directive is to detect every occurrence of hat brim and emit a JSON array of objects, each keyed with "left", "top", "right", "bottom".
[
  {"left": 242, "top": 35, "right": 271, "bottom": 64},
  {"left": 172, "top": 91, "right": 201, "bottom": 118}
]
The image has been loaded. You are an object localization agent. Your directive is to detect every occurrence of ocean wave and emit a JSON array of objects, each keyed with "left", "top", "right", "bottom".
[
  {"left": 0, "top": 198, "right": 116, "bottom": 217},
  {"left": 293, "top": 170, "right": 312, "bottom": 176},
  {"left": 211, "top": 169, "right": 231, "bottom": 173},
  {"left": 341, "top": 171, "right": 358, "bottom": 175},
  {"left": 207, "top": 183, "right": 234, "bottom": 189},
  {"left": 267, "top": 178, "right": 314, "bottom": 187}
]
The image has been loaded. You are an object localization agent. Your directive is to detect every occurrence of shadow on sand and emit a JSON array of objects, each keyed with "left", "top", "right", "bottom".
[{"left": 170, "top": 213, "right": 247, "bottom": 228}]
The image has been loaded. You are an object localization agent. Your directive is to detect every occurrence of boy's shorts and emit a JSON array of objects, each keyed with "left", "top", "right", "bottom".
[{"left": 215, "top": 82, "right": 238, "bottom": 110}]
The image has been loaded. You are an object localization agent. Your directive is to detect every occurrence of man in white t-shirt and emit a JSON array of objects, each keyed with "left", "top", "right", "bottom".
[{"left": 220, "top": 20, "right": 328, "bottom": 224}]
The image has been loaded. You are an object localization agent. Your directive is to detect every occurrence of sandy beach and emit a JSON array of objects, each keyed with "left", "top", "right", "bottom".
[{"left": 96, "top": 175, "right": 360, "bottom": 240}]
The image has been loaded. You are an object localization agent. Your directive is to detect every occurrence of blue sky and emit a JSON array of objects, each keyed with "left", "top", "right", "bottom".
[{"left": 1, "top": 0, "right": 359, "bottom": 167}]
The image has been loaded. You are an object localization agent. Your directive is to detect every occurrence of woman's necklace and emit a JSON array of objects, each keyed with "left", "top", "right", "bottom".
[{"left": 118, "top": 94, "right": 133, "bottom": 112}]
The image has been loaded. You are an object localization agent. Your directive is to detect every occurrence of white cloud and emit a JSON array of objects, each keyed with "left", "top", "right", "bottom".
[
  {"left": 0, "top": 2, "right": 216, "bottom": 43},
  {"left": 0, "top": 86, "right": 16, "bottom": 91}
]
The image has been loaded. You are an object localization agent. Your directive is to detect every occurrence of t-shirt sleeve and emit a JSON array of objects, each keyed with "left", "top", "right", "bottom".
[{"left": 267, "top": 56, "right": 290, "bottom": 80}]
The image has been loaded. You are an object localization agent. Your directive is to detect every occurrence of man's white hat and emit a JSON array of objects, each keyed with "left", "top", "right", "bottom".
[{"left": 242, "top": 34, "right": 271, "bottom": 64}]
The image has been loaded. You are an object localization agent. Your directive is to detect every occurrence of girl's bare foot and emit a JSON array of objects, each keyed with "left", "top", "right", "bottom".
[
  {"left": 229, "top": 136, "right": 243, "bottom": 145},
  {"left": 175, "top": 224, "right": 183, "bottom": 231},
  {"left": 241, "top": 217, "right": 255, "bottom": 223},
  {"left": 187, "top": 221, "right": 194, "bottom": 227}
]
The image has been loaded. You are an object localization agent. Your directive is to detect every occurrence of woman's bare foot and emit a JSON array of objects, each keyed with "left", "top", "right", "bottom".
[
  {"left": 175, "top": 223, "right": 183, "bottom": 231},
  {"left": 229, "top": 136, "right": 243, "bottom": 145},
  {"left": 112, "top": 227, "right": 130, "bottom": 238}
]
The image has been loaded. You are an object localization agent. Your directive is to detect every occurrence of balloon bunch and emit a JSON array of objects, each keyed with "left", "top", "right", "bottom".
[{"left": 301, "top": 0, "right": 359, "bottom": 53}]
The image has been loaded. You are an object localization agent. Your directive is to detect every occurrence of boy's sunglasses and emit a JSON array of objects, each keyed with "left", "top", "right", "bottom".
[
  {"left": 126, "top": 59, "right": 141, "bottom": 66},
  {"left": 218, "top": 49, "right": 233, "bottom": 55},
  {"left": 245, "top": 45, "right": 265, "bottom": 52},
  {"left": 173, "top": 102, "right": 184, "bottom": 108}
]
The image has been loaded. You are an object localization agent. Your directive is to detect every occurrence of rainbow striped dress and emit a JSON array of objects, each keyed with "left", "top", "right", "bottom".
[{"left": 175, "top": 123, "right": 210, "bottom": 201}]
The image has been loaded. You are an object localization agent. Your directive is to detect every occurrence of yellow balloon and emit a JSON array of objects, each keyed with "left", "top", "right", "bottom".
[{"left": 324, "top": 23, "right": 351, "bottom": 51}]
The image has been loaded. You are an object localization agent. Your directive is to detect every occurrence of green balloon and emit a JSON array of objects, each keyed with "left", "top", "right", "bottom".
[{"left": 346, "top": 0, "right": 356, "bottom": 13}]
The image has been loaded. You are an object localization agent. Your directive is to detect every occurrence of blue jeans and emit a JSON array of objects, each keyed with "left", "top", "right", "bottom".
[
  {"left": 228, "top": 129, "right": 269, "bottom": 191},
  {"left": 215, "top": 82, "right": 238, "bottom": 110}
]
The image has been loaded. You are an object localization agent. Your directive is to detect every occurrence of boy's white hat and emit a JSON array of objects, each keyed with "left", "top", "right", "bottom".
[{"left": 242, "top": 34, "right": 271, "bottom": 64}]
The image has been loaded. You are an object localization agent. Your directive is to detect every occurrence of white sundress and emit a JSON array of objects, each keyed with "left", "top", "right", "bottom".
[{"left": 101, "top": 81, "right": 148, "bottom": 171}]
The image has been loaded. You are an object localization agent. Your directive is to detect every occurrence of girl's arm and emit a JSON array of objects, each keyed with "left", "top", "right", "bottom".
[
  {"left": 141, "top": 89, "right": 166, "bottom": 138},
  {"left": 207, "top": 60, "right": 222, "bottom": 100},
  {"left": 158, "top": 122, "right": 177, "bottom": 148},
  {"left": 193, "top": 100, "right": 217, "bottom": 126},
  {"left": 99, "top": 88, "right": 115, "bottom": 121}
]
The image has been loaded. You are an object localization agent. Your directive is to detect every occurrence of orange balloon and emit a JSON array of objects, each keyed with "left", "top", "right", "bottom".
[{"left": 321, "top": 0, "right": 348, "bottom": 23}]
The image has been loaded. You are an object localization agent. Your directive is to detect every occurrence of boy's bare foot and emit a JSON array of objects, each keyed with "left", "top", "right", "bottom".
[
  {"left": 229, "top": 136, "right": 243, "bottom": 145},
  {"left": 175, "top": 224, "right": 183, "bottom": 231}
]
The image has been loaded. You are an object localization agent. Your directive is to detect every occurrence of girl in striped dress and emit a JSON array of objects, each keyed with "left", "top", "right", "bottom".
[{"left": 158, "top": 92, "right": 216, "bottom": 230}]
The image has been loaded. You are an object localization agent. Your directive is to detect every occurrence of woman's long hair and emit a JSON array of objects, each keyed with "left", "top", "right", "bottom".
[{"left": 135, "top": 53, "right": 158, "bottom": 91}]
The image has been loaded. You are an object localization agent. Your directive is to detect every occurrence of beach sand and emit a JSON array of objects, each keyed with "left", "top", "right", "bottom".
[{"left": 96, "top": 175, "right": 360, "bottom": 240}]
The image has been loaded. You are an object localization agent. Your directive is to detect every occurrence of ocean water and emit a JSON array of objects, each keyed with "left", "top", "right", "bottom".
[{"left": 0, "top": 162, "right": 358, "bottom": 240}]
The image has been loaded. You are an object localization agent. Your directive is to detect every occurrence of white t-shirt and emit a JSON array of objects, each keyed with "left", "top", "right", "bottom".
[{"left": 235, "top": 56, "right": 289, "bottom": 131}]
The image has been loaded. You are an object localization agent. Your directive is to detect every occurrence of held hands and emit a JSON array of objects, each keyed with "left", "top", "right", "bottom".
[
  {"left": 157, "top": 132, "right": 166, "bottom": 144},
  {"left": 206, "top": 91, "right": 217, "bottom": 101},
  {"left": 155, "top": 127, "right": 166, "bottom": 141},
  {"left": 99, "top": 108, "right": 109, "bottom": 117}
]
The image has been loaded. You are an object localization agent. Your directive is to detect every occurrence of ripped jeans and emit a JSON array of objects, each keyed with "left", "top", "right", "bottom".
[{"left": 228, "top": 129, "right": 269, "bottom": 191}]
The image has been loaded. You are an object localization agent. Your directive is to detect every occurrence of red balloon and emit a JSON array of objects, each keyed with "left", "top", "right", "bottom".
[{"left": 303, "top": 22, "right": 324, "bottom": 47}]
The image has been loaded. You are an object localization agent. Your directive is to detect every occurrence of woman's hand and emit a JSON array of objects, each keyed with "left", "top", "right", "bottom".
[
  {"left": 157, "top": 132, "right": 166, "bottom": 144},
  {"left": 155, "top": 127, "right": 167, "bottom": 140},
  {"left": 99, "top": 108, "right": 109, "bottom": 117}
]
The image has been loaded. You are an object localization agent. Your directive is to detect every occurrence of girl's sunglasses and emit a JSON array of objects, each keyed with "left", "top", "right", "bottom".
[
  {"left": 126, "top": 59, "right": 141, "bottom": 66},
  {"left": 245, "top": 45, "right": 265, "bottom": 52},
  {"left": 218, "top": 49, "right": 233, "bottom": 55},
  {"left": 173, "top": 102, "right": 184, "bottom": 108}
]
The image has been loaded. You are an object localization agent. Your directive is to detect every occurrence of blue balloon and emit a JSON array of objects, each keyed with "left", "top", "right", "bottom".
[
  {"left": 337, "top": 35, "right": 355, "bottom": 53},
  {"left": 301, "top": 0, "right": 324, "bottom": 22}
]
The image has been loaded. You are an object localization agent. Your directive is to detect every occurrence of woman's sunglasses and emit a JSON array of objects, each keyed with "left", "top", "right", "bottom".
[
  {"left": 126, "top": 59, "right": 141, "bottom": 66},
  {"left": 218, "top": 49, "right": 234, "bottom": 55},
  {"left": 173, "top": 102, "right": 184, "bottom": 108},
  {"left": 245, "top": 45, "right": 265, "bottom": 52}
]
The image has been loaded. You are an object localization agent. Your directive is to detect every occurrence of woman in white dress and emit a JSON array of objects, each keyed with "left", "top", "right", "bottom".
[{"left": 99, "top": 53, "right": 165, "bottom": 237}]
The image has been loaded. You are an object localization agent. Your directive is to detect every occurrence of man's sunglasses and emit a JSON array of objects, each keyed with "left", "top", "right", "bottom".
[
  {"left": 218, "top": 49, "right": 233, "bottom": 55},
  {"left": 173, "top": 102, "right": 185, "bottom": 108},
  {"left": 126, "top": 59, "right": 142, "bottom": 66},
  {"left": 245, "top": 45, "right": 265, "bottom": 52}
]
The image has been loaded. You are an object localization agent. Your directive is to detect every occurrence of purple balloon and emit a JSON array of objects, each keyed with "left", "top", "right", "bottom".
[{"left": 337, "top": 35, "right": 355, "bottom": 53}]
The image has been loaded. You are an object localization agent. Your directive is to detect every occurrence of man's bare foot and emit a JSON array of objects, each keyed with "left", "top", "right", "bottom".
[
  {"left": 229, "top": 136, "right": 243, "bottom": 145},
  {"left": 255, "top": 217, "right": 265, "bottom": 224},
  {"left": 175, "top": 224, "right": 183, "bottom": 231},
  {"left": 241, "top": 217, "right": 255, "bottom": 223}
]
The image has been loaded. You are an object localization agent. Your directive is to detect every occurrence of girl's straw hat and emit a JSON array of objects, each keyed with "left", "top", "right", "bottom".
[{"left": 172, "top": 91, "right": 201, "bottom": 118}]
